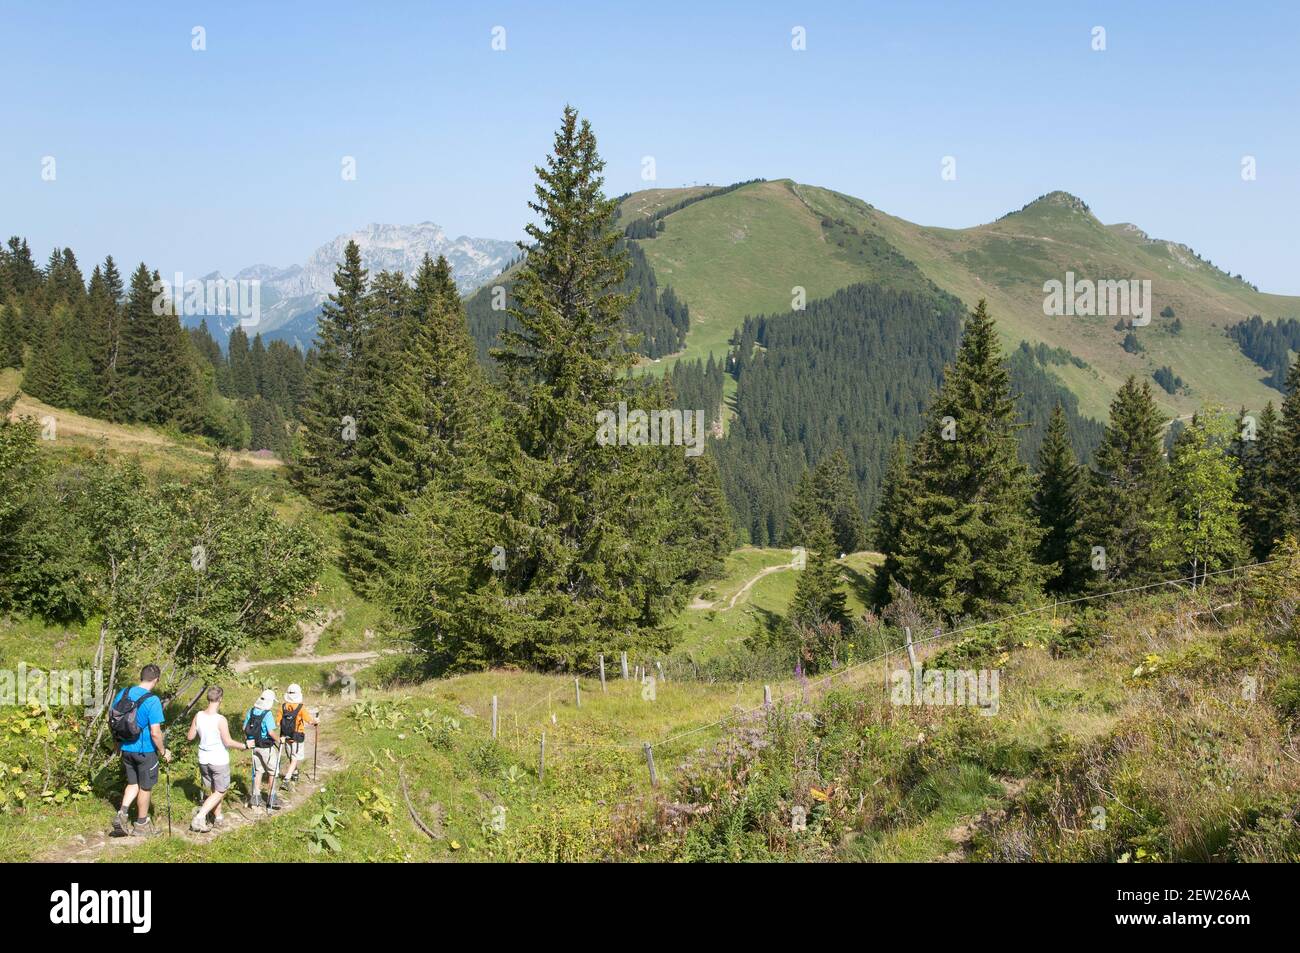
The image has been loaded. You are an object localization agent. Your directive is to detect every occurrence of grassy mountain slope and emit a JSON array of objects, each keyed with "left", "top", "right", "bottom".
[{"left": 625, "top": 182, "right": 1298, "bottom": 421}]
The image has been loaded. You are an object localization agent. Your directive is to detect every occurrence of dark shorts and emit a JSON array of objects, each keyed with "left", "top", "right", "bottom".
[{"left": 122, "top": 751, "right": 160, "bottom": 790}]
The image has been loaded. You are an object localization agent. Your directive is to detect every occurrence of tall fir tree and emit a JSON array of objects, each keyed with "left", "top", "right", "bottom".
[
  {"left": 885, "top": 300, "right": 1045, "bottom": 619},
  {"left": 1279, "top": 354, "right": 1300, "bottom": 536},
  {"left": 869, "top": 434, "right": 913, "bottom": 606},
  {"left": 0, "top": 305, "right": 22, "bottom": 369},
  {"left": 295, "top": 240, "right": 372, "bottom": 508},
  {"left": 814, "top": 448, "right": 868, "bottom": 554},
  {"left": 1079, "top": 376, "right": 1175, "bottom": 587},
  {"left": 788, "top": 510, "right": 848, "bottom": 626},
  {"left": 783, "top": 468, "right": 821, "bottom": 548},
  {"left": 423, "top": 105, "right": 707, "bottom": 669},
  {"left": 227, "top": 327, "right": 256, "bottom": 398},
  {"left": 1232, "top": 403, "right": 1288, "bottom": 560},
  {"left": 1032, "top": 403, "right": 1083, "bottom": 593},
  {"left": 352, "top": 255, "right": 492, "bottom": 581}
]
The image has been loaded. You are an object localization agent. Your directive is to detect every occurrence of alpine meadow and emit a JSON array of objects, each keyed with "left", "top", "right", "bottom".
[{"left": 3, "top": 3, "right": 1299, "bottom": 928}]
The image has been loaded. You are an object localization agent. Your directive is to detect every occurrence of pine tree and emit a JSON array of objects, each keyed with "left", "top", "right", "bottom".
[
  {"left": 22, "top": 310, "right": 76, "bottom": 406},
  {"left": 1079, "top": 377, "right": 1175, "bottom": 586},
  {"left": 783, "top": 450, "right": 866, "bottom": 554},
  {"left": 88, "top": 257, "right": 126, "bottom": 418},
  {"left": 0, "top": 305, "right": 24, "bottom": 369},
  {"left": 1169, "top": 411, "right": 1245, "bottom": 587},
  {"left": 814, "top": 448, "right": 867, "bottom": 554},
  {"left": 295, "top": 241, "right": 372, "bottom": 508},
  {"left": 783, "top": 468, "right": 820, "bottom": 548},
  {"left": 480, "top": 106, "right": 690, "bottom": 668},
  {"left": 870, "top": 434, "right": 913, "bottom": 606},
  {"left": 789, "top": 510, "right": 848, "bottom": 626},
  {"left": 887, "top": 300, "right": 1045, "bottom": 619},
  {"left": 1032, "top": 403, "right": 1082, "bottom": 593},
  {"left": 352, "top": 255, "right": 491, "bottom": 580},
  {"left": 1280, "top": 354, "right": 1300, "bottom": 536},
  {"left": 227, "top": 327, "right": 256, "bottom": 398},
  {"left": 1232, "top": 403, "right": 1287, "bottom": 560}
]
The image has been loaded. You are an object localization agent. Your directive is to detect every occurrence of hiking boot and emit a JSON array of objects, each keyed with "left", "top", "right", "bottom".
[
  {"left": 267, "top": 795, "right": 281, "bottom": 811},
  {"left": 129, "top": 817, "right": 157, "bottom": 837},
  {"left": 211, "top": 814, "right": 225, "bottom": 829},
  {"left": 110, "top": 808, "right": 129, "bottom": 837},
  {"left": 190, "top": 814, "right": 212, "bottom": 834}
]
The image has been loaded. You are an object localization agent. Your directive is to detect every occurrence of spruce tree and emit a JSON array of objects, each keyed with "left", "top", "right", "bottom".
[
  {"left": 1032, "top": 403, "right": 1082, "bottom": 593},
  {"left": 227, "top": 327, "right": 256, "bottom": 398},
  {"left": 1079, "top": 377, "right": 1175, "bottom": 586},
  {"left": 814, "top": 448, "right": 867, "bottom": 554},
  {"left": 0, "top": 306, "right": 22, "bottom": 369},
  {"left": 1233, "top": 403, "right": 1287, "bottom": 560},
  {"left": 1280, "top": 354, "right": 1300, "bottom": 536},
  {"left": 789, "top": 510, "right": 848, "bottom": 626},
  {"left": 888, "top": 300, "right": 1045, "bottom": 619},
  {"left": 22, "top": 310, "right": 76, "bottom": 406},
  {"left": 869, "top": 434, "right": 913, "bottom": 606},
  {"left": 89, "top": 257, "right": 125, "bottom": 418},
  {"left": 354, "top": 255, "right": 490, "bottom": 563},
  {"left": 783, "top": 468, "right": 820, "bottom": 548},
  {"left": 295, "top": 240, "right": 371, "bottom": 508},
  {"left": 484, "top": 106, "right": 689, "bottom": 668},
  {"left": 1168, "top": 411, "right": 1245, "bottom": 587}
]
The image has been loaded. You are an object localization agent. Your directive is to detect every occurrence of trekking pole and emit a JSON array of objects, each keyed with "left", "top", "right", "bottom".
[
  {"left": 164, "top": 761, "right": 172, "bottom": 836},
  {"left": 312, "top": 721, "right": 319, "bottom": 782},
  {"left": 267, "top": 740, "right": 284, "bottom": 811}
]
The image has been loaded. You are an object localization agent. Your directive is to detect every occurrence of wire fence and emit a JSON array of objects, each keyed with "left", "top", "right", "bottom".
[{"left": 415, "top": 555, "right": 1291, "bottom": 785}]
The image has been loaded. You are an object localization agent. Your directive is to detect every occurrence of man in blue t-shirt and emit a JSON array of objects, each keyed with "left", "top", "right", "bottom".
[{"left": 110, "top": 664, "right": 173, "bottom": 837}]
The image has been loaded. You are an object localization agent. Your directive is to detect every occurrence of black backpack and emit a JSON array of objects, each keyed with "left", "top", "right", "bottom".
[
  {"left": 280, "top": 704, "right": 305, "bottom": 743},
  {"left": 108, "top": 689, "right": 152, "bottom": 747},
  {"left": 245, "top": 708, "right": 272, "bottom": 748}
]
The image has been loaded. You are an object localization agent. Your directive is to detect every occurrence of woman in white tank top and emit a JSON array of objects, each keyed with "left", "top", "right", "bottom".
[
  {"left": 194, "top": 710, "right": 231, "bottom": 766},
  {"left": 185, "top": 686, "right": 245, "bottom": 831}
]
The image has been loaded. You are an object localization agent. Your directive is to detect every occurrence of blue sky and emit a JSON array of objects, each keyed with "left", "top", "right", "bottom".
[{"left": 3, "top": 1, "right": 1298, "bottom": 291}]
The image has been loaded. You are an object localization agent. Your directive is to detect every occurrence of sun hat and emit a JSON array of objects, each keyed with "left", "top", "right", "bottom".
[{"left": 285, "top": 684, "right": 303, "bottom": 704}]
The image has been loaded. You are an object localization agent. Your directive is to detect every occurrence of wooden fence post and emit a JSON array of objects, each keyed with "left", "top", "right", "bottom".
[
  {"left": 905, "top": 626, "right": 919, "bottom": 672},
  {"left": 491, "top": 695, "right": 498, "bottom": 740},
  {"left": 599, "top": 654, "right": 606, "bottom": 692},
  {"left": 763, "top": 684, "right": 772, "bottom": 708},
  {"left": 538, "top": 732, "right": 546, "bottom": 782},
  {"left": 643, "top": 742, "right": 658, "bottom": 788},
  {"left": 656, "top": 660, "right": 665, "bottom": 683},
  {"left": 574, "top": 677, "right": 581, "bottom": 709},
  {"left": 621, "top": 652, "right": 629, "bottom": 680}
]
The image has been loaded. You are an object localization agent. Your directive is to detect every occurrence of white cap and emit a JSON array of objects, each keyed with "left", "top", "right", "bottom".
[
  {"left": 285, "top": 684, "right": 303, "bottom": 704},
  {"left": 256, "top": 690, "right": 276, "bottom": 709}
]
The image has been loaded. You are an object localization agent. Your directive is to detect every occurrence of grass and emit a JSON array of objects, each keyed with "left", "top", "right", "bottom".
[
  {"left": 5, "top": 568, "right": 1298, "bottom": 863},
  {"left": 670, "top": 547, "right": 881, "bottom": 661},
  {"left": 621, "top": 181, "right": 1299, "bottom": 423},
  {"left": 2, "top": 368, "right": 281, "bottom": 477}
]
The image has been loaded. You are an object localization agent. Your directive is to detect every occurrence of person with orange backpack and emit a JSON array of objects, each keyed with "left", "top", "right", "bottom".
[{"left": 278, "top": 684, "right": 319, "bottom": 787}]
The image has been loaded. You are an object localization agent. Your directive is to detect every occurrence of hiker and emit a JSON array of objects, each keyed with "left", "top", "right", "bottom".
[
  {"left": 109, "top": 663, "right": 173, "bottom": 837},
  {"left": 278, "top": 683, "right": 319, "bottom": 786},
  {"left": 243, "top": 690, "right": 281, "bottom": 811},
  {"left": 185, "top": 686, "right": 246, "bottom": 832}
]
